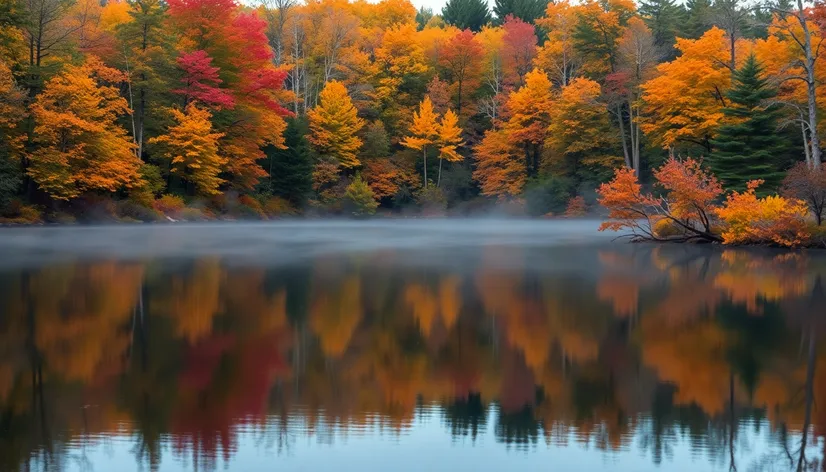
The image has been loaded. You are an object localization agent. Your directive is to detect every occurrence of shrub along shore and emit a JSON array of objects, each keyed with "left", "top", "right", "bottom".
[{"left": 597, "top": 157, "right": 826, "bottom": 248}]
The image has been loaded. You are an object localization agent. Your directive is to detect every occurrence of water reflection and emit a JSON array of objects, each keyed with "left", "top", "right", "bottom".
[{"left": 1, "top": 241, "right": 825, "bottom": 471}]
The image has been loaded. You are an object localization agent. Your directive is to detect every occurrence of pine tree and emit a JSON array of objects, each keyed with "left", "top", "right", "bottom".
[
  {"left": 681, "top": 0, "right": 712, "bottom": 39},
  {"left": 265, "top": 118, "right": 313, "bottom": 207},
  {"left": 709, "top": 55, "right": 789, "bottom": 194},
  {"left": 344, "top": 174, "right": 378, "bottom": 216},
  {"left": 493, "top": 0, "right": 548, "bottom": 25},
  {"left": 441, "top": 0, "right": 490, "bottom": 32},
  {"left": 416, "top": 6, "right": 433, "bottom": 30},
  {"left": 638, "top": 0, "right": 682, "bottom": 53}
]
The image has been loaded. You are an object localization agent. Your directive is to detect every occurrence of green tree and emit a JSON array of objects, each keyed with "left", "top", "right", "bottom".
[
  {"left": 492, "top": 0, "right": 547, "bottom": 25},
  {"left": 361, "top": 120, "right": 390, "bottom": 159},
  {"left": 416, "top": 6, "right": 433, "bottom": 30},
  {"left": 265, "top": 118, "right": 313, "bottom": 208},
  {"left": 681, "top": 0, "right": 712, "bottom": 39},
  {"left": 638, "top": 0, "right": 683, "bottom": 53},
  {"left": 344, "top": 174, "right": 378, "bottom": 216},
  {"left": 441, "top": 0, "right": 490, "bottom": 32},
  {"left": 709, "top": 55, "right": 789, "bottom": 194}
]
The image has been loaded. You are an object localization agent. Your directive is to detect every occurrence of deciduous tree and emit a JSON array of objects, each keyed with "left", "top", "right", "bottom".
[
  {"left": 308, "top": 80, "right": 364, "bottom": 168},
  {"left": 149, "top": 103, "right": 226, "bottom": 196},
  {"left": 402, "top": 96, "right": 440, "bottom": 186},
  {"left": 436, "top": 108, "right": 464, "bottom": 186},
  {"left": 27, "top": 58, "right": 141, "bottom": 199},
  {"left": 503, "top": 68, "right": 553, "bottom": 177},
  {"left": 439, "top": 29, "right": 484, "bottom": 117}
]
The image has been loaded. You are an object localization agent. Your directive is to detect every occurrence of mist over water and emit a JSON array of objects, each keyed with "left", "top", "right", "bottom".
[
  {"left": 0, "top": 220, "right": 824, "bottom": 472},
  {"left": 0, "top": 219, "right": 613, "bottom": 268}
]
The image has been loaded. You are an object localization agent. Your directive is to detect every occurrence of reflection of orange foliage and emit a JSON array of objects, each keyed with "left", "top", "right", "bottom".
[
  {"left": 34, "top": 262, "right": 144, "bottom": 381},
  {"left": 597, "top": 275, "right": 638, "bottom": 317},
  {"left": 641, "top": 317, "right": 732, "bottom": 415},
  {"left": 310, "top": 275, "right": 362, "bottom": 357},
  {"left": 505, "top": 299, "right": 551, "bottom": 370},
  {"left": 438, "top": 275, "right": 461, "bottom": 330},
  {"left": 558, "top": 330, "right": 599, "bottom": 363},
  {"left": 714, "top": 251, "right": 809, "bottom": 313},
  {"left": 405, "top": 283, "right": 438, "bottom": 336},
  {"left": 158, "top": 259, "right": 222, "bottom": 344}
]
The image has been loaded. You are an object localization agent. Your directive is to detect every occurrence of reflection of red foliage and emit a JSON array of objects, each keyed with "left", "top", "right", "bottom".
[
  {"left": 499, "top": 349, "right": 536, "bottom": 413},
  {"left": 171, "top": 333, "right": 290, "bottom": 465}
]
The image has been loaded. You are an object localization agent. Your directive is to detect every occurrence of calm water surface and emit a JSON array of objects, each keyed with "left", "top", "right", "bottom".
[{"left": 0, "top": 220, "right": 824, "bottom": 472}]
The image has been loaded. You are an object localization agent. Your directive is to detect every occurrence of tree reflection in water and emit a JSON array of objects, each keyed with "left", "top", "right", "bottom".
[{"left": 0, "top": 243, "right": 825, "bottom": 471}]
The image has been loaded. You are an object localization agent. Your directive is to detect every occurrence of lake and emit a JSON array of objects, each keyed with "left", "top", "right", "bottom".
[{"left": 0, "top": 220, "right": 823, "bottom": 472}]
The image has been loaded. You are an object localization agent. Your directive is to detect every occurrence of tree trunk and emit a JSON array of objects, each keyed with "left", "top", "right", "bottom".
[
  {"left": 437, "top": 157, "right": 443, "bottom": 187},
  {"left": 798, "top": 331, "right": 816, "bottom": 471},
  {"left": 617, "top": 102, "right": 632, "bottom": 169},
  {"left": 423, "top": 147, "right": 428, "bottom": 188},
  {"left": 802, "top": 122, "right": 812, "bottom": 168},
  {"left": 798, "top": 0, "right": 822, "bottom": 169}
]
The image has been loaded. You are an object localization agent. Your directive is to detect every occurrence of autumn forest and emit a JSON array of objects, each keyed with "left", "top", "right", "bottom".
[{"left": 2, "top": 0, "right": 826, "bottom": 223}]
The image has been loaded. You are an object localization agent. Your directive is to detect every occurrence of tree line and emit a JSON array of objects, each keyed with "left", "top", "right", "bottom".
[{"left": 0, "top": 0, "right": 823, "bottom": 220}]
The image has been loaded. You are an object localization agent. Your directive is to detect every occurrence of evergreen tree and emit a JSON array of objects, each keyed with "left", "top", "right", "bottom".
[
  {"left": 709, "top": 55, "right": 789, "bottom": 194},
  {"left": 265, "top": 118, "right": 313, "bottom": 207},
  {"left": 639, "top": 0, "right": 683, "bottom": 54},
  {"left": 681, "top": 0, "right": 713, "bottom": 39},
  {"left": 416, "top": 6, "right": 433, "bottom": 30},
  {"left": 441, "top": 0, "right": 490, "bottom": 32},
  {"left": 493, "top": 0, "right": 548, "bottom": 25}
]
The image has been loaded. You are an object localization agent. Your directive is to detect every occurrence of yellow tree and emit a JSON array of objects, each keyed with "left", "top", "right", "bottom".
[
  {"left": 308, "top": 80, "right": 365, "bottom": 168},
  {"left": 641, "top": 27, "right": 731, "bottom": 153},
  {"left": 401, "top": 96, "right": 440, "bottom": 187},
  {"left": 502, "top": 68, "right": 554, "bottom": 177},
  {"left": 436, "top": 108, "right": 464, "bottom": 187},
  {"left": 546, "top": 78, "right": 621, "bottom": 176},
  {"left": 473, "top": 129, "right": 525, "bottom": 198},
  {"left": 27, "top": 57, "right": 141, "bottom": 200},
  {"left": 373, "top": 23, "right": 429, "bottom": 133},
  {"left": 149, "top": 103, "right": 226, "bottom": 196},
  {"left": 535, "top": 0, "right": 580, "bottom": 87},
  {"left": 0, "top": 61, "right": 25, "bottom": 165}
]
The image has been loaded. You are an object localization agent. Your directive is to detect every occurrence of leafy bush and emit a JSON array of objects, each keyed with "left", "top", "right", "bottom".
[
  {"left": 652, "top": 218, "right": 681, "bottom": 238},
  {"left": 130, "top": 163, "right": 166, "bottom": 205},
  {"left": 264, "top": 196, "right": 298, "bottom": 217},
  {"left": 238, "top": 194, "right": 266, "bottom": 219},
  {"left": 0, "top": 199, "right": 42, "bottom": 224},
  {"left": 153, "top": 194, "right": 185, "bottom": 217},
  {"left": 416, "top": 185, "right": 447, "bottom": 215},
  {"left": 344, "top": 174, "right": 378, "bottom": 217},
  {"left": 564, "top": 196, "right": 587, "bottom": 217},
  {"left": 781, "top": 161, "right": 826, "bottom": 225},
  {"left": 598, "top": 158, "right": 722, "bottom": 242},
  {"left": 117, "top": 200, "right": 163, "bottom": 222},
  {"left": 716, "top": 180, "right": 810, "bottom": 247},
  {"left": 179, "top": 207, "right": 208, "bottom": 221}
]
